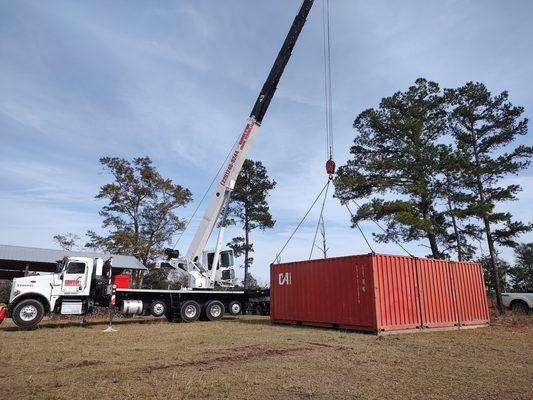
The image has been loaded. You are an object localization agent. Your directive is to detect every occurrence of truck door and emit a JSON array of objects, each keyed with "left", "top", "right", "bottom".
[{"left": 61, "top": 261, "right": 88, "bottom": 295}]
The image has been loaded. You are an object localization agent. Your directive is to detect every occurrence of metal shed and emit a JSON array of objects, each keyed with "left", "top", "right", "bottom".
[{"left": 0, "top": 244, "right": 146, "bottom": 280}]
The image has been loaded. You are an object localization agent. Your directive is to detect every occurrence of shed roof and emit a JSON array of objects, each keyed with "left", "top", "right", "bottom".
[{"left": 0, "top": 244, "right": 146, "bottom": 278}]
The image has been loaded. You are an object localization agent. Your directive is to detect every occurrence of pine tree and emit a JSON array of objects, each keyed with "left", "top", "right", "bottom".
[
  {"left": 226, "top": 237, "right": 254, "bottom": 267},
  {"left": 224, "top": 159, "right": 276, "bottom": 288},
  {"left": 446, "top": 82, "right": 532, "bottom": 313},
  {"left": 435, "top": 145, "right": 480, "bottom": 261},
  {"left": 335, "top": 79, "right": 451, "bottom": 258}
]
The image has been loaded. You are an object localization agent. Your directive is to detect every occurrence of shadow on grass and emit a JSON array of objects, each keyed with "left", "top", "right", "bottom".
[
  {"left": 229, "top": 316, "right": 375, "bottom": 336},
  {"left": 226, "top": 316, "right": 273, "bottom": 326},
  {"left": 0, "top": 317, "right": 165, "bottom": 332},
  {"left": 1, "top": 314, "right": 375, "bottom": 335}
]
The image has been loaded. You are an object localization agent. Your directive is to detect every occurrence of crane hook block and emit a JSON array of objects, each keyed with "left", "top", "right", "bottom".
[{"left": 326, "top": 159, "right": 336, "bottom": 175}]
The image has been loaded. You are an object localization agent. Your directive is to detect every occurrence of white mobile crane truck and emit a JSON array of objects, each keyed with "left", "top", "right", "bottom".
[{"left": 0, "top": 0, "right": 315, "bottom": 329}]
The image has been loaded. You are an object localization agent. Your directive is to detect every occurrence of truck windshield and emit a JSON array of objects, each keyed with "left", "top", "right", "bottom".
[{"left": 66, "top": 262, "right": 86, "bottom": 274}]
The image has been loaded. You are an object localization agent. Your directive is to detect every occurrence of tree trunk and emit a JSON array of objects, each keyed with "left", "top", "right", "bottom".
[
  {"left": 482, "top": 216, "right": 504, "bottom": 313},
  {"left": 427, "top": 232, "right": 441, "bottom": 259},
  {"left": 243, "top": 213, "right": 250, "bottom": 290},
  {"left": 447, "top": 194, "right": 463, "bottom": 262},
  {"left": 473, "top": 141, "right": 504, "bottom": 314},
  {"left": 420, "top": 196, "right": 441, "bottom": 259}
]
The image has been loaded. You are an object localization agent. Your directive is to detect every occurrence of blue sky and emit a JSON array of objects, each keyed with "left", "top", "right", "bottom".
[{"left": 1, "top": 0, "right": 532, "bottom": 284}]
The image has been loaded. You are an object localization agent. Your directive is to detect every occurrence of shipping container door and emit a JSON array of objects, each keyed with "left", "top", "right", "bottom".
[
  {"left": 416, "top": 259, "right": 458, "bottom": 328},
  {"left": 349, "top": 256, "right": 375, "bottom": 330},
  {"left": 373, "top": 254, "right": 421, "bottom": 331},
  {"left": 451, "top": 262, "right": 490, "bottom": 325},
  {"left": 270, "top": 263, "right": 297, "bottom": 322}
]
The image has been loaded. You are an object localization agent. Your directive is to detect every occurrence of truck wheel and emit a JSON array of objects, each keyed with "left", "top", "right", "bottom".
[
  {"left": 228, "top": 301, "right": 242, "bottom": 316},
  {"left": 205, "top": 300, "right": 224, "bottom": 321},
  {"left": 180, "top": 300, "right": 200, "bottom": 322},
  {"left": 12, "top": 299, "right": 45, "bottom": 328},
  {"left": 150, "top": 300, "right": 166, "bottom": 318},
  {"left": 511, "top": 301, "right": 529, "bottom": 314}
]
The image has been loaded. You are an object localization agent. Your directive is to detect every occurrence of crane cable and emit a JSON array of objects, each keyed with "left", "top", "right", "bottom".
[
  {"left": 273, "top": 180, "right": 331, "bottom": 264},
  {"left": 307, "top": 0, "right": 335, "bottom": 260},
  {"left": 349, "top": 199, "right": 415, "bottom": 258},
  {"left": 344, "top": 203, "right": 374, "bottom": 254},
  {"left": 323, "top": 0, "right": 334, "bottom": 162},
  {"left": 309, "top": 179, "right": 331, "bottom": 259}
]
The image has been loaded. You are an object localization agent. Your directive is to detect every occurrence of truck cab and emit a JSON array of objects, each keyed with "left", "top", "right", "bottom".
[
  {"left": 502, "top": 291, "right": 533, "bottom": 313},
  {"left": 6, "top": 256, "right": 110, "bottom": 328}
]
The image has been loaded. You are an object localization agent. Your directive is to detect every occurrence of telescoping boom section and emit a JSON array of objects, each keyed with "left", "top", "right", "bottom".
[{"left": 169, "top": 0, "right": 316, "bottom": 289}]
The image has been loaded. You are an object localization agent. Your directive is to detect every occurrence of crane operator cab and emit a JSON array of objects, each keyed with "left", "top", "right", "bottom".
[
  {"left": 204, "top": 249, "right": 236, "bottom": 283},
  {"left": 162, "top": 248, "right": 236, "bottom": 288}
]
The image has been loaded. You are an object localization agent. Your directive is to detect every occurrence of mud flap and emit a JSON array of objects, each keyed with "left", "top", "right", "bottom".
[{"left": 0, "top": 306, "right": 6, "bottom": 325}]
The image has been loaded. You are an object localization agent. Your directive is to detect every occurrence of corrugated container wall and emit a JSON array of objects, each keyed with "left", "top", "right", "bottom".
[{"left": 270, "top": 253, "right": 489, "bottom": 334}]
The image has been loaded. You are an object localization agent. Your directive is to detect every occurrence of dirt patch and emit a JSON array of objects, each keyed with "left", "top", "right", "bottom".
[
  {"left": 305, "top": 341, "right": 349, "bottom": 350},
  {"left": 64, "top": 360, "right": 104, "bottom": 369},
  {"left": 145, "top": 346, "right": 311, "bottom": 372}
]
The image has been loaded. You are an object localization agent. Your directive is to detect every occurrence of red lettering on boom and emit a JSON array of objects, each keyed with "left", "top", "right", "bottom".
[
  {"left": 239, "top": 123, "right": 253, "bottom": 150},
  {"left": 220, "top": 123, "right": 254, "bottom": 185}
]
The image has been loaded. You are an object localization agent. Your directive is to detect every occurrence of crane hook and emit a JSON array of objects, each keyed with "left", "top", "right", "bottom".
[{"left": 326, "top": 158, "right": 336, "bottom": 177}]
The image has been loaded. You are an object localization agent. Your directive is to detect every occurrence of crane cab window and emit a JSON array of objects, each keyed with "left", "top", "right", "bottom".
[
  {"left": 206, "top": 250, "right": 234, "bottom": 270},
  {"left": 220, "top": 251, "right": 234, "bottom": 268},
  {"left": 65, "top": 262, "right": 86, "bottom": 274}
]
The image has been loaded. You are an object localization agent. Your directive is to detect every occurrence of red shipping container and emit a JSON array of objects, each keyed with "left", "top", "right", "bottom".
[
  {"left": 270, "top": 253, "right": 489, "bottom": 334},
  {"left": 113, "top": 274, "right": 131, "bottom": 289}
]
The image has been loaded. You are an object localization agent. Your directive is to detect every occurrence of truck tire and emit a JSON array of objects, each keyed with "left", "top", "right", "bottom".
[
  {"left": 511, "top": 301, "right": 530, "bottom": 314},
  {"left": 180, "top": 300, "right": 201, "bottom": 322},
  {"left": 205, "top": 300, "right": 224, "bottom": 321},
  {"left": 150, "top": 300, "right": 167, "bottom": 318},
  {"left": 12, "top": 299, "right": 45, "bottom": 328},
  {"left": 228, "top": 301, "right": 242, "bottom": 316}
]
